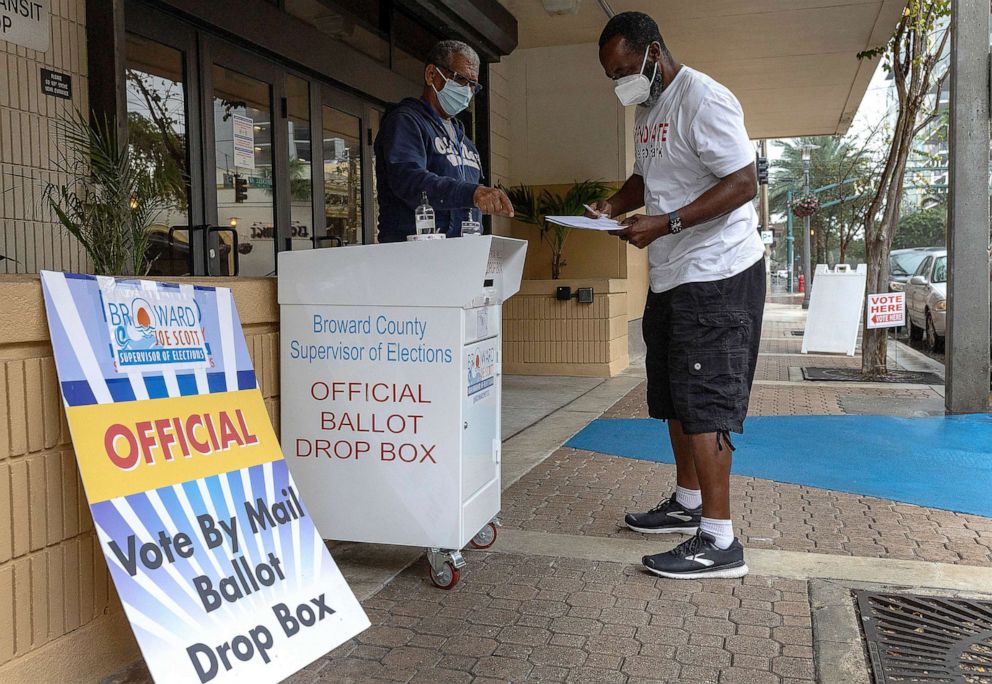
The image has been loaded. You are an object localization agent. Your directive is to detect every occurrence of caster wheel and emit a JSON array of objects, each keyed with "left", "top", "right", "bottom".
[
  {"left": 469, "top": 522, "right": 498, "bottom": 550},
  {"left": 429, "top": 561, "right": 460, "bottom": 589}
]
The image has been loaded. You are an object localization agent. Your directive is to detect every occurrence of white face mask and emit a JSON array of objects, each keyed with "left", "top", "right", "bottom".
[{"left": 614, "top": 43, "right": 658, "bottom": 107}]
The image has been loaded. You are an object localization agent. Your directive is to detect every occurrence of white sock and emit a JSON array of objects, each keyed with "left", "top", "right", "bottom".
[
  {"left": 675, "top": 486, "right": 702, "bottom": 510},
  {"left": 700, "top": 517, "right": 735, "bottom": 550}
]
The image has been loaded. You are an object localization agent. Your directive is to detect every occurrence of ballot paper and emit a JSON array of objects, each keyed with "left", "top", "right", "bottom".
[{"left": 545, "top": 216, "right": 621, "bottom": 231}]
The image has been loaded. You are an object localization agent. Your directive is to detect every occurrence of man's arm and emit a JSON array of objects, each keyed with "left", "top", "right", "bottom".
[
  {"left": 586, "top": 174, "right": 645, "bottom": 218},
  {"left": 616, "top": 163, "right": 756, "bottom": 248},
  {"left": 381, "top": 113, "right": 512, "bottom": 216}
]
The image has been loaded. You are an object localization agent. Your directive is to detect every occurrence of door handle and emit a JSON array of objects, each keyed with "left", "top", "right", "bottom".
[
  {"left": 207, "top": 227, "right": 240, "bottom": 276},
  {"left": 315, "top": 235, "right": 343, "bottom": 248}
]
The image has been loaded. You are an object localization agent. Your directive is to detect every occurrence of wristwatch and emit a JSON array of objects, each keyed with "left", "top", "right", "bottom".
[{"left": 667, "top": 211, "right": 684, "bottom": 235}]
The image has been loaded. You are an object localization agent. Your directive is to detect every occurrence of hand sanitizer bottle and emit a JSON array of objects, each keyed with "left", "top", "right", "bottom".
[
  {"left": 461, "top": 210, "right": 482, "bottom": 237},
  {"left": 415, "top": 191, "right": 436, "bottom": 235}
]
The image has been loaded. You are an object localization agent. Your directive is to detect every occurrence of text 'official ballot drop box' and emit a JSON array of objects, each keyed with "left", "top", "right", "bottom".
[{"left": 278, "top": 236, "right": 526, "bottom": 588}]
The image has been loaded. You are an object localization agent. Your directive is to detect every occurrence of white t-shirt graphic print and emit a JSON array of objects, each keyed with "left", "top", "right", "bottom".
[{"left": 634, "top": 66, "right": 764, "bottom": 293}]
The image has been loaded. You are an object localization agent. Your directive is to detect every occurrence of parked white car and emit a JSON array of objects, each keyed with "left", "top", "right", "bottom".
[{"left": 904, "top": 249, "right": 947, "bottom": 352}]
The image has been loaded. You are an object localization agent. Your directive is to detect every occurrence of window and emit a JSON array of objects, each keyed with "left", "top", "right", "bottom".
[
  {"left": 891, "top": 251, "right": 928, "bottom": 277},
  {"left": 914, "top": 257, "right": 933, "bottom": 278},
  {"left": 287, "top": 76, "right": 314, "bottom": 249},
  {"left": 125, "top": 34, "right": 191, "bottom": 275},
  {"left": 322, "top": 106, "right": 364, "bottom": 245},
  {"left": 932, "top": 256, "right": 947, "bottom": 283},
  {"left": 212, "top": 65, "right": 274, "bottom": 276}
]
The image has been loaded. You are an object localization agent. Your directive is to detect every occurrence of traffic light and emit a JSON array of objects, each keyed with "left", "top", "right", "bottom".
[
  {"left": 234, "top": 174, "right": 248, "bottom": 203},
  {"left": 756, "top": 156, "right": 769, "bottom": 185}
]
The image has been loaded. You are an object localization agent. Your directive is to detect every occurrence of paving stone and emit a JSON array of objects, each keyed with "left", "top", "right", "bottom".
[
  {"left": 732, "top": 654, "right": 772, "bottom": 671},
  {"left": 730, "top": 609, "right": 783, "bottom": 628},
  {"left": 409, "top": 669, "right": 474, "bottom": 684},
  {"left": 359, "top": 626, "right": 415, "bottom": 648},
  {"left": 726, "top": 635, "right": 782, "bottom": 658},
  {"left": 498, "top": 625, "right": 552, "bottom": 646},
  {"left": 380, "top": 647, "right": 441, "bottom": 670},
  {"left": 679, "top": 665, "right": 723, "bottom": 683},
  {"left": 684, "top": 616, "right": 737, "bottom": 637},
  {"left": 772, "top": 656, "right": 816, "bottom": 679},
  {"left": 718, "top": 667, "right": 780, "bottom": 683},
  {"left": 585, "top": 635, "right": 641, "bottom": 657},
  {"left": 689, "top": 633, "right": 727, "bottom": 648},
  {"left": 636, "top": 625, "right": 691, "bottom": 646},
  {"left": 568, "top": 592, "right": 618, "bottom": 608},
  {"left": 551, "top": 617, "right": 604, "bottom": 636},
  {"left": 523, "top": 599, "right": 571, "bottom": 618},
  {"left": 568, "top": 605, "right": 604, "bottom": 619},
  {"left": 599, "top": 607, "right": 652, "bottom": 627},
  {"left": 439, "top": 636, "right": 498, "bottom": 658},
  {"left": 565, "top": 666, "right": 629, "bottom": 683},
  {"left": 530, "top": 645, "right": 588, "bottom": 668},
  {"left": 621, "top": 654, "right": 681, "bottom": 680},
  {"left": 675, "top": 645, "right": 733, "bottom": 668},
  {"left": 436, "top": 655, "right": 477, "bottom": 672},
  {"left": 530, "top": 665, "right": 570, "bottom": 681},
  {"left": 471, "top": 656, "right": 534, "bottom": 680},
  {"left": 519, "top": 614, "right": 554, "bottom": 629}
]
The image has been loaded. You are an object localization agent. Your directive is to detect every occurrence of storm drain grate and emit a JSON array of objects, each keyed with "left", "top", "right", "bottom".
[
  {"left": 855, "top": 590, "right": 992, "bottom": 683},
  {"left": 802, "top": 367, "right": 944, "bottom": 385}
]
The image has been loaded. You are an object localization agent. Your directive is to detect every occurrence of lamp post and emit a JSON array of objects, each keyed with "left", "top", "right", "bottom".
[{"left": 800, "top": 143, "right": 818, "bottom": 309}]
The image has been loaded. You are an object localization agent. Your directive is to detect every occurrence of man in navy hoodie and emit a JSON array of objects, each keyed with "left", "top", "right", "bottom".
[{"left": 375, "top": 40, "right": 514, "bottom": 242}]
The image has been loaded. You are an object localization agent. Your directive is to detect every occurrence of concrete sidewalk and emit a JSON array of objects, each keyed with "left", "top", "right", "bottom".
[{"left": 114, "top": 303, "right": 989, "bottom": 684}]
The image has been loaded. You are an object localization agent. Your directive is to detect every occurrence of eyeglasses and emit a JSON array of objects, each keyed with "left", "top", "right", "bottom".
[{"left": 434, "top": 65, "right": 483, "bottom": 94}]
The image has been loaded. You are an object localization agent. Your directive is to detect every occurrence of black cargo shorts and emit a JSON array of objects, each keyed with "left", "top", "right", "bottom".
[{"left": 642, "top": 258, "right": 765, "bottom": 435}]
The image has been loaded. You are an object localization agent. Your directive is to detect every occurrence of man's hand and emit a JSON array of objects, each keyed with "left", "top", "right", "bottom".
[
  {"left": 585, "top": 199, "right": 614, "bottom": 219},
  {"left": 473, "top": 186, "right": 515, "bottom": 217},
  {"left": 611, "top": 214, "right": 669, "bottom": 249}
]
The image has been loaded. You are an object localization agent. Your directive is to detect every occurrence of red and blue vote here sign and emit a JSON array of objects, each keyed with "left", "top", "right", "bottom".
[
  {"left": 40, "top": 272, "right": 369, "bottom": 684},
  {"left": 867, "top": 292, "right": 905, "bottom": 329}
]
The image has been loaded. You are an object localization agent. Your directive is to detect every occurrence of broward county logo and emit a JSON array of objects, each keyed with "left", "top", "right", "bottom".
[
  {"left": 467, "top": 345, "right": 496, "bottom": 397},
  {"left": 101, "top": 286, "right": 211, "bottom": 372}
]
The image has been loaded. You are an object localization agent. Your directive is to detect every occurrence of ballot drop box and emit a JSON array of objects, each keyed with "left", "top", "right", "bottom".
[{"left": 278, "top": 236, "right": 526, "bottom": 588}]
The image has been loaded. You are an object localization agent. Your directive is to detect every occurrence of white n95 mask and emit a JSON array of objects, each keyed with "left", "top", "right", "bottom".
[{"left": 614, "top": 43, "right": 658, "bottom": 107}]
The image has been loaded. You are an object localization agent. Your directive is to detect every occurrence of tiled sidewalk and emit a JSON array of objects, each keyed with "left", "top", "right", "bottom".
[
  {"left": 297, "top": 553, "right": 815, "bottom": 684},
  {"left": 500, "top": 446, "right": 992, "bottom": 566},
  {"left": 299, "top": 303, "right": 982, "bottom": 683}
]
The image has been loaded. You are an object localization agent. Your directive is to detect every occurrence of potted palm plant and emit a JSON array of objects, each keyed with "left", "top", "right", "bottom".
[
  {"left": 46, "top": 113, "right": 172, "bottom": 276},
  {"left": 504, "top": 180, "right": 612, "bottom": 279}
]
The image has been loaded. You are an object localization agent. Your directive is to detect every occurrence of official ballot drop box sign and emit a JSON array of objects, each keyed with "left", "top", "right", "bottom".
[{"left": 278, "top": 236, "right": 526, "bottom": 549}]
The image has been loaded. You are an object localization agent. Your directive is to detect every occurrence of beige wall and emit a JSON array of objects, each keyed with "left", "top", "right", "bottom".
[
  {"left": 496, "top": 44, "right": 649, "bottom": 323},
  {"left": 0, "top": 0, "right": 89, "bottom": 274},
  {"left": 503, "top": 278, "right": 628, "bottom": 377},
  {"left": 489, "top": 60, "right": 513, "bottom": 237},
  {"left": 0, "top": 277, "right": 281, "bottom": 683}
]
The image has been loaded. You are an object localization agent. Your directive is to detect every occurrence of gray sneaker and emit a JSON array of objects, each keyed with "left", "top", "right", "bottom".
[
  {"left": 624, "top": 493, "right": 701, "bottom": 534},
  {"left": 642, "top": 530, "right": 749, "bottom": 580}
]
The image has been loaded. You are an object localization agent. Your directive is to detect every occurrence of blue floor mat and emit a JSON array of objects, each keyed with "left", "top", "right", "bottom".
[{"left": 565, "top": 415, "right": 992, "bottom": 517}]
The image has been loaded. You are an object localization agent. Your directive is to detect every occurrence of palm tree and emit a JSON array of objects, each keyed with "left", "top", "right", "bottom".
[{"left": 770, "top": 136, "right": 874, "bottom": 265}]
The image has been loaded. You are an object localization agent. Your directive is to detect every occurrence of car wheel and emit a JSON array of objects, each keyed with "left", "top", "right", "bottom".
[
  {"left": 909, "top": 316, "right": 924, "bottom": 342},
  {"left": 925, "top": 311, "right": 945, "bottom": 353}
]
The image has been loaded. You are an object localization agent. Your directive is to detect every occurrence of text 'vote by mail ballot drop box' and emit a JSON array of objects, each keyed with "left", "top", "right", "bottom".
[{"left": 278, "top": 236, "right": 526, "bottom": 588}]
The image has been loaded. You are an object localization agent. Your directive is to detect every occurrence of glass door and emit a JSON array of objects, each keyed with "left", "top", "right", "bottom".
[
  {"left": 205, "top": 42, "right": 283, "bottom": 276},
  {"left": 318, "top": 89, "right": 367, "bottom": 247}
]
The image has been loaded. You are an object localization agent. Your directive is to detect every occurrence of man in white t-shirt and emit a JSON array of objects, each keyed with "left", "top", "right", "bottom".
[{"left": 588, "top": 12, "right": 766, "bottom": 580}]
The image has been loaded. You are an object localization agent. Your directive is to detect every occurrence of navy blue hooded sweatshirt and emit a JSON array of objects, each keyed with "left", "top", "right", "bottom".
[{"left": 374, "top": 97, "right": 483, "bottom": 242}]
